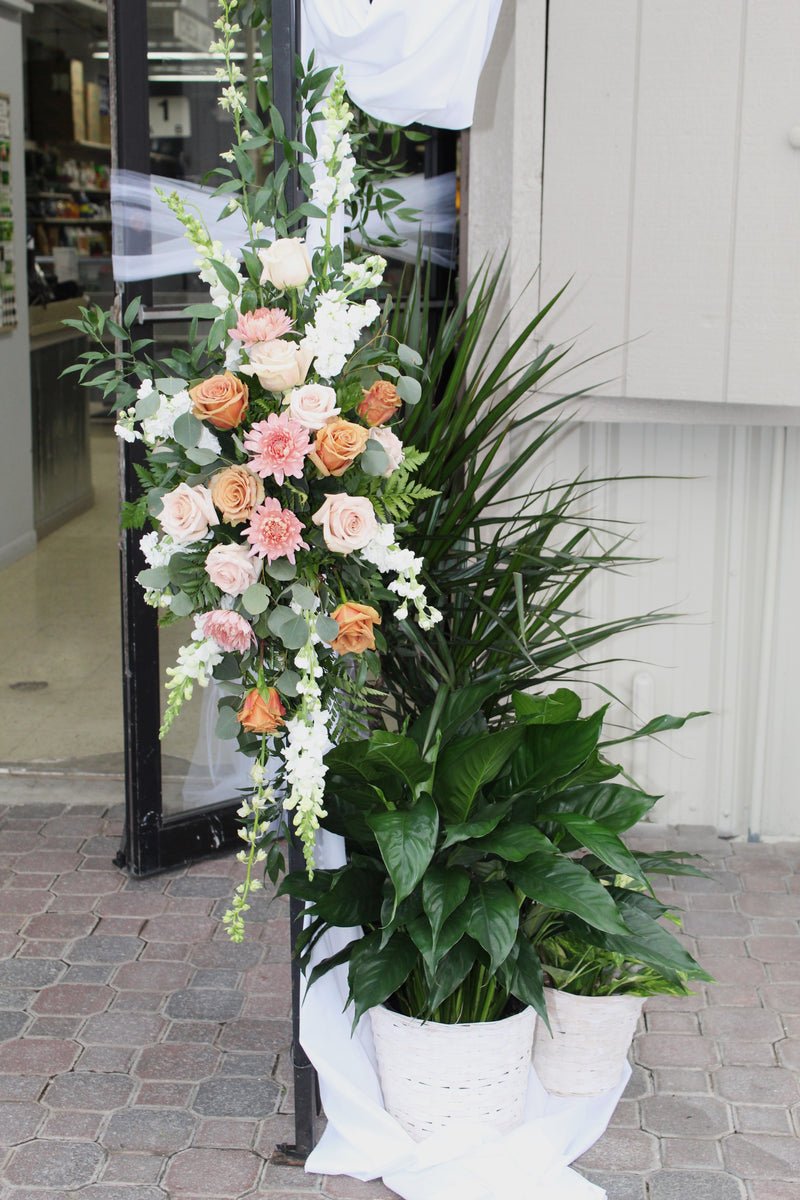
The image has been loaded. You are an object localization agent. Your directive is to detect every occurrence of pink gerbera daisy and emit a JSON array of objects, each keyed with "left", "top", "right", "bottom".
[
  {"left": 243, "top": 413, "right": 311, "bottom": 485},
  {"left": 228, "top": 307, "right": 294, "bottom": 346},
  {"left": 245, "top": 499, "right": 308, "bottom": 564},
  {"left": 199, "top": 610, "right": 256, "bottom": 653}
]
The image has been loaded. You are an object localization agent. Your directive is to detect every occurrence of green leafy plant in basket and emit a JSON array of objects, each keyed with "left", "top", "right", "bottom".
[{"left": 279, "top": 681, "right": 710, "bottom": 1028}]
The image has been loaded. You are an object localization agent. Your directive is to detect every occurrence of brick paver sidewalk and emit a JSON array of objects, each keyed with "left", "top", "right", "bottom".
[{"left": 0, "top": 794, "right": 797, "bottom": 1199}]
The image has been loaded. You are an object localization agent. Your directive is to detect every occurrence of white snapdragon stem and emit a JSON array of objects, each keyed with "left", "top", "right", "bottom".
[{"left": 360, "top": 524, "right": 443, "bottom": 630}]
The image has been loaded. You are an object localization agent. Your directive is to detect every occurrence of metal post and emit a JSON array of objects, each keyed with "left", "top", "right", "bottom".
[{"left": 270, "top": 0, "right": 320, "bottom": 1162}]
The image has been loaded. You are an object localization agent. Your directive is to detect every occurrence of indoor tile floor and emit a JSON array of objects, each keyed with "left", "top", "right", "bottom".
[{"left": 0, "top": 796, "right": 797, "bottom": 1200}]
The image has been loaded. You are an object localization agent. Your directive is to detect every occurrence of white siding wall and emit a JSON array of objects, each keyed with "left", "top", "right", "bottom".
[{"left": 468, "top": 1, "right": 800, "bottom": 836}]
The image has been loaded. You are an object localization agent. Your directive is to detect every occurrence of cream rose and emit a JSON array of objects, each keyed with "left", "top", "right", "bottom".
[
  {"left": 258, "top": 238, "right": 313, "bottom": 290},
  {"left": 158, "top": 483, "right": 218, "bottom": 544},
  {"left": 239, "top": 339, "right": 313, "bottom": 392},
  {"left": 312, "top": 494, "right": 378, "bottom": 554},
  {"left": 286, "top": 383, "right": 340, "bottom": 430},
  {"left": 368, "top": 426, "right": 405, "bottom": 476},
  {"left": 210, "top": 465, "right": 265, "bottom": 526},
  {"left": 204, "top": 542, "right": 261, "bottom": 596}
]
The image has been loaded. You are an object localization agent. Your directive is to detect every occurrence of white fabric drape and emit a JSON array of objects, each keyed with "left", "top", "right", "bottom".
[
  {"left": 302, "top": 0, "right": 504, "bottom": 129},
  {"left": 299, "top": 831, "right": 625, "bottom": 1200}
]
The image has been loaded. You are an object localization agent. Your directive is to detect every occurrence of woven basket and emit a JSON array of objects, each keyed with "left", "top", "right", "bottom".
[
  {"left": 369, "top": 1005, "right": 536, "bottom": 1142},
  {"left": 532, "top": 987, "right": 645, "bottom": 1096}
]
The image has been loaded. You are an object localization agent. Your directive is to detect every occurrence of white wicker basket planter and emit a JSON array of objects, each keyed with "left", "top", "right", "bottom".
[
  {"left": 369, "top": 1004, "right": 536, "bottom": 1142},
  {"left": 532, "top": 987, "right": 645, "bottom": 1096}
]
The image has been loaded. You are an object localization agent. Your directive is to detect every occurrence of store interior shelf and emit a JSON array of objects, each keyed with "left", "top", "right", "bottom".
[{"left": 30, "top": 217, "right": 111, "bottom": 225}]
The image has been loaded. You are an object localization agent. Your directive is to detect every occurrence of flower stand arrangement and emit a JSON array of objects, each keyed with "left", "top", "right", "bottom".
[{"left": 68, "top": 3, "right": 713, "bottom": 1195}]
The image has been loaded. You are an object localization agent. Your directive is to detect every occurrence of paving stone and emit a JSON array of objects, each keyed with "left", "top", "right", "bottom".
[
  {"left": 63, "top": 964, "right": 116, "bottom": 984},
  {"left": 662, "top": 1137, "right": 723, "bottom": 1168},
  {"left": 75, "top": 1045, "right": 137, "bottom": 1073},
  {"left": 194, "top": 1117, "right": 259, "bottom": 1149},
  {"left": 44, "top": 1071, "right": 134, "bottom": 1111},
  {"left": 319, "top": 1176, "right": 393, "bottom": 1195},
  {"left": 720, "top": 1040, "right": 778, "bottom": 1067},
  {"left": 94, "top": 917, "right": 146, "bottom": 938},
  {"left": 218, "top": 1018, "right": 293, "bottom": 1053},
  {"left": 0, "top": 1037, "right": 79, "bottom": 1075},
  {"left": 216, "top": 1052, "right": 277, "bottom": 1077},
  {"left": 0, "top": 987, "right": 32, "bottom": 1009},
  {"left": 4, "top": 1139, "right": 106, "bottom": 1187},
  {"left": 738, "top": 893, "right": 800, "bottom": 917},
  {"left": 80, "top": 1012, "right": 166, "bottom": 1047},
  {"left": 110, "top": 991, "right": 164, "bottom": 1014},
  {"left": 190, "top": 968, "right": 241, "bottom": 989},
  {"left": 645, "top": 1011, "right": 699, "bottom": 1034},
  {"left": 164, "top": 1020, "right": 220, "bottom": 1044},
  {"left": 95, "top": 893, "right": 167, "bottom": 918},
  {"left": 704, "top": 984, "right": 762, "bottom": 1008},
  {"left": 747, "top": 1184, "right": 800, "bottom": 1200},
  {"left": 700, "top": 1007, "right": 783, "bottom": 1041},
  {"left": 190, "top": 941, "right": 263, "bottom": 970},
  {"left": 140, "top": 940, "right": 192, "bottom": 961},
  {"left": 713, "top": 1065, "right": 799, "bottom": 1105},
  {"left": 0, "top": 1100, "right": 43, "bottom": 1144},
  {"left": 164, "top": 988, "right": 243, "bottom": 1022},
  {"left": 112, "top": 960, "right": 192, "bottom": 992},
  {"left": 163, "top": 1147, "right": 262, "bottom": 1195},
  {"left": 723, "top": 1131, "right": 800, "bottom": 1177},
  {"left": 647, "top": 1170, "right": 746, "bottom": 1200},
  {"left": 14, "top": 850, "right": 82, "bottom": 874},
  {"left": 682, "top": 912, "right": 752, "bottom": 937},
  {"left": 102, "top": 1108, "right": 196, "bottom": 1153},
  {"left": 168, "top": 876, "right": 233, "bottom": 898},
  {"left": 679, "top": 872, "right": 740, "bottom": 893},
  {"left": 701, "top": 956, "right": 767, "bottom": 986},
  {"left": 573, "top": 1171, "right": 645, "bottom": 1200},
  {"left": 23, "top": 913, "right": 97, "bottom": 940},
  {"left": 0, "top": 1010, "right": 28, "bottom": 1040},
  {"left": 651, "top": 1068, "right": 711, "bottom": 1094},
  {"left": 67, "top": 935, "right": 144, "bottom": 964},
  {"left": 60, "top": 1187, "right": 167, "bottom": 1199},
  {"left": 636, "top": 1034, "right": 719, "bottom": 1070},
  {"left": 768, "top": 961, "right": 800, "bottom": 980},
  {"left": 739, "top": 872, "right": 789, "bottom": 892},
  {"left": 41, "top": 1109, "right": 103, "bottom": 1139},
  {"left": 133, "top": 1043, "right": 220, "bottom": 1081},
  {"left": 760, "top": 983, "right": 800, "bottom": 1012},
  {"left": 26, "top": 1016, "right": 81, "bottom": 1039},
  {"left": 101, "top": 1152, "right": 164, "bottom": 1183},
  {"left": 734, "top": 1103, "right": 793, "bottom": 1134},
  {"left": 641, "top": 1094, "right": 732, "bottom": 1138},
  {"left": 51, "top": 870, "right": 122, "bottom": 895},
  {"left": 575, "top": 1126, "right": 659, "bottom": 1171},
  {"left": 193, "top": 1076, "right": 281, "bottom": 1118},
  {"left": 0, "top": 958, "right": 64, "bottom": 988},
  {"left": 259, "top": 1164, "right": 326, "bottom": 1191},
  {"left": 143, "top": 916, "right": 218, "bottom": 942},
  {"left": 641, "top": 991, "right": 706, "bottom": 1013},
  {"left": 31, "top": 983, "right": 114, "bottom": 1016}
]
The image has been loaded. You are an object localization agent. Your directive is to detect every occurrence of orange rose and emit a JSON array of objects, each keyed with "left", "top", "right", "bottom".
[
  {"left": 308, "top": 419, "right": 369, "bottom": 477},
  {"left": 210, "top": 465, "right": 265, "bottom": 526},
  {"left": 190, "top": 371, "right": 249, "bottom": 429},
  {"left": 237, "top": 687, "right": 286, "bottom": 735},
  {"left": 328, "top": 602, "right": 381, "bottom": 655},
  {"left": 357, "top": 380, "right": 402, "bottom": 427}
]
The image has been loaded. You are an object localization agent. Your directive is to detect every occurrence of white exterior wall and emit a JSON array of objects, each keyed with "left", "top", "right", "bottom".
[
  {"left": 468, "top": 1, "right": 800, "bottom": 837},
  {"left": 0, "top": 1, "right": 34, "bottom": 568}
]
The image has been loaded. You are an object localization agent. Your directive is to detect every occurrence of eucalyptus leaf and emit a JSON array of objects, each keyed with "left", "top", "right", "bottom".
[
  {"left": 360, "top": 439, "right": 390, "bottom": 477},
  {"left": 136, "top": 566, "right": 169, "bottom": 590},
  {"left": 154, "top": 377, "right": 188, "bottom": 396},
  {"left": 397, "top": 343, "right": 423, "bottom": 368},
  {"left": 169, "top": 591, "right": 195, "bottom": 617},
  {"left": 396, "top": 375, "right": 422, "bottom": 405},
  {"left": 215, "top": 706, "right": 241, "bottom": 740},
  {"left": 135, "top": 392, "right": 160, "bottom": 420},
  {"left": 264, "top": 558, "right": 297, "bottom": 581},
  {"left": 172, "top": 411, "right": 202, "bottom": 449},
  {"left": 316, "top": 614, "right": 341, "bottom": 642},
  {"left": 291, "top": 582, "right": 316, "bottom": 610},
  {"left": 275, "top": 669, "right": 301, "bottom": 698},
  {"left": 242, "top": 583, "right": 271, "bottom": 615},
  {"left": 185, "top": 447, "right": 220, "bottom": 467}
]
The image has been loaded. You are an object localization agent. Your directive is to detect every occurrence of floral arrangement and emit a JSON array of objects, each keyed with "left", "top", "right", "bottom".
[{"left": 69, "top": 5, "right": 440, "bottom": 939}]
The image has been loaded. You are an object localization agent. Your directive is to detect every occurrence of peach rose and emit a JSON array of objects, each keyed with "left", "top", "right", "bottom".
[
  {"left": 287, "top": 383, "right": 341, "bottom": 430},
  {"left": 308, "top": 419, "right": 369, "bottom": 477},
  {"left": 158, "top": 483, "right": 218, "bottom": 544},
  {"left": 238, "top": 687, "right": 286, "bottom": 734},
  {"left": 204, "top": 542, "right": 261, "bottom": 596},
  {"left": 328, "top": 602, "right": 381, "bottom": 655},
  {"left": 239, "top": 339, "right": 313, "bottom": 392},
  {"left": 357, "top": 380, "right": 402, "bottom": 427},
  {"left": 258, "top": 238, "right": 313, "bottom": 290},
  {"left": 210, "top": 465, "right": 265, "bottom": 526},
  {"left": 189, "top": 371, "right": 249, "bottom": 430},
  {"left": 368, "top": 426, "right": 405, "bottom": 476},
  {"left": 312, "top": 494, "right": 378, "bottom": 554}
]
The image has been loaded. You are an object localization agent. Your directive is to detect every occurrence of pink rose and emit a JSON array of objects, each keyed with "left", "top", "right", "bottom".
[
  {"left": 239, "top": 339, "right": 313, "bottom": 392},
  {"left": 287, "top": 383, "right": 341, "bottom": 430},
  {"left": 204, "top": 542, "right": 261, "bottom": 596},
  {"left": 199, "top": 610, "right": 255, "bottom": 653},
  {"left": 312, "top": 494, "right": 378, "bottom": 554},
  {"left": 158, "top": 483, "right": 218, "bottom": 544},
  {"left": 258, "top": 238, "right": 313, "bottom": 290},
  {"left": 368, "top": 426, "right": 405, "bottom": 476}
]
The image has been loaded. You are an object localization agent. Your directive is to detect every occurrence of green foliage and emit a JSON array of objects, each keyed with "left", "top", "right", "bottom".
[{"left": 279, "top": 681, "right": 707, "bottom": 1026}]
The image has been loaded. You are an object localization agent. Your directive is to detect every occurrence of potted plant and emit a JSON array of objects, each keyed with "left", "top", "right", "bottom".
[{"left": 279, "top": 682, "right": 707, "bottom": 1136}]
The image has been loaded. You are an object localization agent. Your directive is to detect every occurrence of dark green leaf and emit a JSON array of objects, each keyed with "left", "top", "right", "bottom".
[
  {"left": 512, "top": 689, "right": 581, "bottom": 724},
  {"left": 435, "top": 726, "right": 524, "bottom": 823},
  {"left": 347, "top": 931, "right": 418, "bottom": 1026},
  {"left": 464, "top": 882, "right": 519, "bottom": 973},
  {"left": 367, "top": 794, "right": 439, "bottom": 907},
  {"left": 422, "top": 866, "right": 470, "bottom": 955},
  {"left": 508, "top": 852, "right": 630, "bottom": 934}
]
